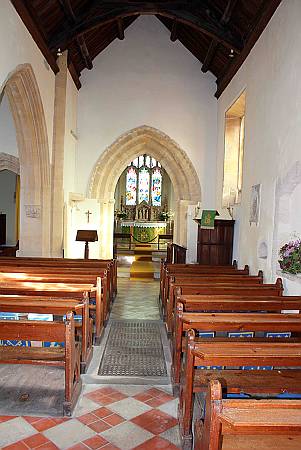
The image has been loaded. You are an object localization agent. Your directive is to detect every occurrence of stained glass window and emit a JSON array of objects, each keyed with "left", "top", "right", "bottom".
[
  {"left": 138, "top": 167, "right": 150, "bottom": 203},
  {"left": 126, "top": 166, "right": 137, "bottom": 205},
  {"left": 151, "top": 168, "right": 162, "bottom": 206}
]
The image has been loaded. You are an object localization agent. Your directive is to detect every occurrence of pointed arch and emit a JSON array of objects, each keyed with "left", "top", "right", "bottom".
[
  {"left": 88, "top": 126, "right": 201, "bottom": 257},
  {"left": 3, "top": 64, "right": 51, "bottom": 255},
  {"left": 0, "top": 152, "right": 20, "bottom": 174}
]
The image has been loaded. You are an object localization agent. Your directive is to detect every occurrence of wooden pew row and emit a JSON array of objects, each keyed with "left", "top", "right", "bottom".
[
  {"left": 0, "top": 258, "right": 115, "bottom": 299},
  {"left": 159, "top": 261, "right": 248, "bottom": 305},
  {"left": 165, "top": 279, "right": 283, "bottom": 334},
  {"left": 0, "top": 312, "right": 81, "bottom": 416},
  {"left": 173, "top": 304, "right": 301, "bottom": 390},
  {"left": 0, "top": 274, "right": 104, "bottom": 343},
  {"left": 162, "top": 271, "right": 264, "bottom": 318},
  {"left": 0, "top": 294, "right": 92, "bottom": 372},
  {"left": 162, "top": 270, "right": 263, "bottom": 309},
  {"left": 194, "top": 379, "right": 301, "bottom": 450},
  {"left": 0, "top": 265, "right": 112, "bottom": 314},
  {"left": 180, "top": 328, "right": 301, "bottom": 449},
  {"left": 0, "top": 257, "right": 117, "bottom": 299}
]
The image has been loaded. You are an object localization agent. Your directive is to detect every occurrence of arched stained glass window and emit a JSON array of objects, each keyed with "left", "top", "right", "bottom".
[
  {"left": 126, "top": 166, "right": 137, "bottom": 205},
  {"left": 151, "top": 168, "right": 162, "bottom": 206},
  {"left": 138, "top": 167, "right": 150, "bottom": 203},
  {"left": 126, "top": 154, "right": 163, "bottom": 206}
]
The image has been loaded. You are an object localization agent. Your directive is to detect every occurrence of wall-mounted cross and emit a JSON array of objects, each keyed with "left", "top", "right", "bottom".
[{"left": 85, "top": 210, "right": 92, "bottom": 223}]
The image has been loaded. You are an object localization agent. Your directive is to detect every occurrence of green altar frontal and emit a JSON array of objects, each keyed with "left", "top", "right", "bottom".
[{"left": 121, "top": 221, "right": 167, "bottom": 244}]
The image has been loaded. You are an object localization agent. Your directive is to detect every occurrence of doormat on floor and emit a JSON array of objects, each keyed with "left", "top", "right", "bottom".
[
  {"left": 98, "top": 321, "right": 167, "bottom": 377},
  {"left": 0, "top": 364, "right": 65, "bottom": 416}
]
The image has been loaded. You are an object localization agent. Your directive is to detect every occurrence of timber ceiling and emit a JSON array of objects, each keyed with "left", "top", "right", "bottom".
[{"left": 11, "top": 0, "right": 282, "bottom": 97}]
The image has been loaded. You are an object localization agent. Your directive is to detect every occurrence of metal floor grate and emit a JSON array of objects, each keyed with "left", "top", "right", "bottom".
[{"left": 98, "top": 321, "right": 167, "bottom": 377}]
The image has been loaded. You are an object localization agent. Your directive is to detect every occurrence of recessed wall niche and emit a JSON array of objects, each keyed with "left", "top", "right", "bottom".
[
  {"left": 272, "top": 161, "right": 301, "bottom": 279},
  {"left": 258, "top": 241, "right": 268, "bottom": 259}
]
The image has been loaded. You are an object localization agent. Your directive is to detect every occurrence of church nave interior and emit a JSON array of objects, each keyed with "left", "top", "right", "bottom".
[{"left": 1, "top": 0, "right": 301, "bottom": 449}]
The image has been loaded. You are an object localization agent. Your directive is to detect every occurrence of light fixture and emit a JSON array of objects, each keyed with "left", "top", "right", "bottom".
[
  {"left": 57, "top": 48, "right": 63, "bottom": 57},
  {"left": 229, "top": 49, "right": 235, "bottom": 58}
]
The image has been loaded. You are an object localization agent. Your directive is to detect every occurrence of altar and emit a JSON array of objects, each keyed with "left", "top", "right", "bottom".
[{"left": 120, "top": 221, "right": 167, "bottom": 244}]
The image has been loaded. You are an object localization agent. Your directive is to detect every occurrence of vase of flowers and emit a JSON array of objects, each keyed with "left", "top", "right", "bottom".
[{"left": 279, "top": 239, "right": 301, "bottom": 274}]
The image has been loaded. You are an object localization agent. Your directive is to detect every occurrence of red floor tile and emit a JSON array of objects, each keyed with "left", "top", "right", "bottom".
[
  {"left": 145, "top": 398, "right": 168, "bottom": 408},
  {"left": 30, "top": 417, "right": 58, "bottom": 432},
  {"left": 131, "top": 410, "right": 178, "bottom": 435},
  {"left": 108, "top": 392, "right": 127, "bottom": 401},
  {"left": 145, "top": 388, "right": 164, "bottom": 397},
  {"left": 3, "top": 442, "right": 28, "bottom": 450},
  {"left": 23, "top": 416, "right": 44, "bottom": 424},
  {"left": 103, "top": 413, "right": 125, "bottom": 426},
  {"left": 87, "top": 420, "right": 111, "bottom": 433},
  {"left": 35, "top": 443, "right": 59, "bottom": 450},
  {"left": 93, "top": 407, "right": 113, "bottom": 419},
  {"left": 66, "top": 444, "right": 88, "bottom": 450},
  {"left": 133, "top": 436, "right": 179, "bottom": 449},
  {"left": 82, "top": 434, "right": 109, "bottom": 449},
  {"left": 101, "top": 445, "right": 120, "bottom": 450},
  {"left": 78, "top": 412, "right": 99, "bottom": 425},
  {"left": 99, "top": 397, "right": 117, "bottom": 406},
  {"left": 23, "top": 433, "right": 49, "bottom": 448},
  {"left": 134, "top": 392, "right": 154, "bottom": 402},
  {"left": 0, "top": 415, "right": 17, "bottom": 423}
]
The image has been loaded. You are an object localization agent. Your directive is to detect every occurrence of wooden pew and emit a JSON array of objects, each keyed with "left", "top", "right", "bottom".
[
  {"left": 159, "top": 261, "right": 248, "bottom": 304},
  {"left": 165, "top": 279, "right": 283, "bottom": 333},
  {"left": 173, "top": 303, "right": 301, "bottom": 389},
  {"left": 0, "top": 257, "right": 117, "bottom": 299},
  {"left": 180, "top": 329, "right": 301, "bottom": 449},
  {"left": 194, "top": 379, "right": 301, "bottom": 450},
  {"left": 0, "top": 312, "right": 81, "bottom": 416},
  {"left": 163, "top": 271, "right": 263, "bottom": 319},
  {"left": 0, "top": 294, "right": 92, "bottom": 372},
  {"left": 0, "top": 273, "right": 104, "bottom": 343}
]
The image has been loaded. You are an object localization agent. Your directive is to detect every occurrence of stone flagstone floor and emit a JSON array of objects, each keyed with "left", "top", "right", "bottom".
[{"left": 0, "top": 279, "right": 181, "bottom": 449}]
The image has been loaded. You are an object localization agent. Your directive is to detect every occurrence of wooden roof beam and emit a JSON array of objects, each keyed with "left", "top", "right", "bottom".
[
  {"left": 48, "top": 3, "right": 243, "bottom": 53},
  {"left": 68, "top": 59, "right": 81, "bottom": 89},
  {"left": 215, "top": 0, "right": 282, "bottom": 98},
  {"left": 57, "top": 0, "right": 93, "bottom": 70},
  {"left": 11, "top": 0, "right": 59, "bottom": 74},
  {"left": 117, "top": 18, "right": 124, "bottom": 40},
  {"left": 170, "top": 20, "right": 178, "bottom": 42},
  {"left": 201, "top": 0, "right": 238, "bottom": 73}
]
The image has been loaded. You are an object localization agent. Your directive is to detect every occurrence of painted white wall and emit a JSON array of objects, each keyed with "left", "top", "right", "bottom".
[
  {"left": 0, "top": 94, "right": 18, "bottom": 156},
  {"left": 216, "top": 0, "right": 301, "bottom": 292},
  {"left": 0, "top": 0, "right": 55, "bottom": 155},
  {"left": 0, "top": 169, "right": 17, "bottom": 245},
  {"left": 77, "top": 16, "right": 217, "bottom": 208}
]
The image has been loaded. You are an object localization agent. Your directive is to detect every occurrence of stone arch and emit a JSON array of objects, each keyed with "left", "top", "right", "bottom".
[
  {"left": 0, "top": 152, "right": 20, "bottom": 174},
  {"left": 2, "top": 64, "right": 51, "bottom": 255},
  {"left": 88, "top": 125, "right": 202, "bottom": 258}
]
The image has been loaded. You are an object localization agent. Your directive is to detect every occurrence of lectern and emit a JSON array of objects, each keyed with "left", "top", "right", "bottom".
[{"left": 76, "top": 230, "right": 98, "bottom": 259}]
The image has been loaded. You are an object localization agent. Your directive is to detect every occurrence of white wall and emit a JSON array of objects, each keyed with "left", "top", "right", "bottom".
[
  {"left": 0, "top": 94, "right": 18, "bottom": 156},
  {"left": 216, "top": 0, "right": 301, "bottom": 291},
  {"left": 77, "top": 16, "right": 217, "bottom": 207},
  {"left": 0, "top": 0, "right": 55, "bottom": 155},
  {"left": 0, "top": 170, "right": 17, "bottom": 244}
]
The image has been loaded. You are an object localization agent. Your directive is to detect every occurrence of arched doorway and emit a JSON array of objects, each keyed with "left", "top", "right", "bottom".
[
  {"left": 2, "top": 64, "right": 51, "bottom": 256},
  {"left": 88, "top": 126, "right": 201, "bottom": 259},
  {"left": 0, "top": 153, "right": 20, "bottom": 248}
]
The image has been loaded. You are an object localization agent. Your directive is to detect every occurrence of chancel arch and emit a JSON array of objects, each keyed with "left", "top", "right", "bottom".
[
  {"left": 2, "top": 64, "right": 51, "bottom": 256},
  {"left": 88, "top": 125, "right": 202, "bottom": 259}
]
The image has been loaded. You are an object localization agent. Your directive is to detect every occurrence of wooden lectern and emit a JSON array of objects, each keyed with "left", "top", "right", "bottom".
[{"left": 76, "top": 230, "right": 98, "bottom": 259}]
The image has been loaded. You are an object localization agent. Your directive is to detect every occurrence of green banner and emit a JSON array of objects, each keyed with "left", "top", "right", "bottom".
[{"left": 201, "top": 210, "right": 217, "bottom": 229}]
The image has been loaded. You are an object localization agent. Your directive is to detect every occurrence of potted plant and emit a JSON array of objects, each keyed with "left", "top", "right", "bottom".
[{"left": 278, "top": 239, "right": 301, "bottom": 274}]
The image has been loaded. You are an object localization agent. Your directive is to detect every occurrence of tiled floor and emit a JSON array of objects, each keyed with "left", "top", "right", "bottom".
[
  {"left": 0, "top": 277, "right": 181, "bottom": 449},
  {"left": 110, "top": 279, "right": 161, "bottom": 320},
  {"left": 0, "top": 385, "right": 180, "bottom": 449}
]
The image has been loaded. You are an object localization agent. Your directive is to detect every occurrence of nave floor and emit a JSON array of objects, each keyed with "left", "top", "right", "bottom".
[{"left": 0, "top": 279, "right": 181, "bottom": 450}]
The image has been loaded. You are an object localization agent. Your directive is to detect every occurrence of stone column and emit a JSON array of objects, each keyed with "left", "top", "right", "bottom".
[{"left": 51, "top": 51, "right": 68, "bottom": 257}]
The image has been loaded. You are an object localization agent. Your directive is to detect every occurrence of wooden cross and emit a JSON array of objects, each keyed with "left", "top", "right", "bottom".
[{"left": 85, "top": 210, "right": 92, "bottom": 223}]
